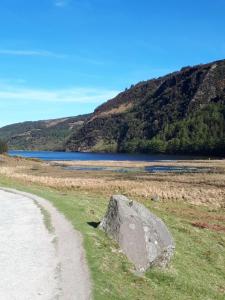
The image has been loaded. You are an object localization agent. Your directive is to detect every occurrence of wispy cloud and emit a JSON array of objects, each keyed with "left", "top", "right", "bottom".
[
  {"left": 0, "top": 49, "right": 66, "bottom": 59},
  {"left": 0, "top": 77, "right": 27, "bottom": 85},
  {"left": 54, "top": 0, "right": 69, "bottom": 7},
  {"left": 0, "top": 49, "right": 108, "bottom": 65},
  {"left": 0, "top": 85, "right": 119, "bottom": 104}
]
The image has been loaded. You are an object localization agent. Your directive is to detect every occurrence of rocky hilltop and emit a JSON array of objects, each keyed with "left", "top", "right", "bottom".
[{"left": 65, "top": 59, "right": 225, "bottom": 155}]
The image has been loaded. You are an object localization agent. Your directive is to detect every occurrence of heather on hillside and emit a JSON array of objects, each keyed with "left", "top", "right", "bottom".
[{"left": 65, "top": 59, "right": 225, "bottom": 156}]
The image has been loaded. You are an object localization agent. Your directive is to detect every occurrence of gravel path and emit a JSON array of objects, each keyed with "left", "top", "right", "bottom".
[{"left": 0, "top": 188, "right": 91, "bottom": 300}]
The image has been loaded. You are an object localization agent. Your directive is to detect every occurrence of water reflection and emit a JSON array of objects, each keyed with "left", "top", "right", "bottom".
[
  {"left": 64, "top": 165, "right": 212, "bottom": 174},
  {"left": 145, "top": 166, "right": 212, "bottom": 173}
]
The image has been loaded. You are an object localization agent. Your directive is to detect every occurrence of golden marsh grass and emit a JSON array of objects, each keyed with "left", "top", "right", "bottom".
[{"left": 1, "top": 154, "right": 225, "bottom": 208}]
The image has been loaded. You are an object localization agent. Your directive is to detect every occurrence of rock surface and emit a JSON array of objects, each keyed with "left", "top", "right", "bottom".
[{"left": 100, "top": 195, "right": 175, "bottom": 272}]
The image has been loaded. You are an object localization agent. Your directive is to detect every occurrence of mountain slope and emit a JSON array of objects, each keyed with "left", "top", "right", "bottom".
[
  {"left": 0, "top": 115, "right": 90, "bottom": 151},
  {"left": 65, "top": 59, "right": 225, "bottom": 155},
  {"left": 1, "top": 59, "right": 225, "bottom": 155}
]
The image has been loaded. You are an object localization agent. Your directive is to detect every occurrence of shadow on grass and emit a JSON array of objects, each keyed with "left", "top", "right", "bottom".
[{"left": 87, "top": 221, "right": 101, "bottom": 228}]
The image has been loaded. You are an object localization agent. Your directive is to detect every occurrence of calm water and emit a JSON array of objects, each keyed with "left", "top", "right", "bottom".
[
  {"left": 65, "top": 165, "right": 141, "bottom": 173},
  {"left": 145, "top": 166, "right": 212, "bottom": 173},
  {"left": 65, "top": 165, "right": 212, "bottom": 173},
  {"left": 8, "top": 150, "right": 206, "bottom": 162}
]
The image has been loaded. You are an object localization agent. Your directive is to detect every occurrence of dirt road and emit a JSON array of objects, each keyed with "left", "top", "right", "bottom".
[{"left": 0, "top": 188, "right": 91, "bottom": 300}]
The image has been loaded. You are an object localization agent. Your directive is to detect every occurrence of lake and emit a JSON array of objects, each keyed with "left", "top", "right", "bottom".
[{"left": 8, "top": 150, "right": 207, "bottom": 162}]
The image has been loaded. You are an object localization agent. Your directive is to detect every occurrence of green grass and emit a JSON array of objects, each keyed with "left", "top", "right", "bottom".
[
  {"left": 34, "top": 200, "right": 55, "bottom": 233},
  {"left": 0, "top": 176, "right": 225, "bottom": 300}
]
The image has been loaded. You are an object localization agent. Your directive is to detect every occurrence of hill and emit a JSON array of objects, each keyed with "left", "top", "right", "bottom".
[
  {"left": 65, "top": 59, "right": 225, "bottom": 155},
  {"left": 1, "top": 59, "right": 225, "bottom": 155},
  {"left": 0, "top": 115, "right": 89, "bottom": 151}
]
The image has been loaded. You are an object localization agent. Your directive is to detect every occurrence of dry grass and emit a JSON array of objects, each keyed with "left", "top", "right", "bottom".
[
  {"left": 1, "top": 154, "right": 225, "bottom": 208},
  {"left": 89, "top": 103, "right": 133, "bottom": 121},
  {"left": 51, "top": 159, "right": 225, "bottom": 169}
]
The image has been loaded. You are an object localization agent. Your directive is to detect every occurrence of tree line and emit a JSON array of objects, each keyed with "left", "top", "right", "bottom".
[
  {"left": 120, "top": 104, "right": 225, "bottom": 156},
  {"left": 0, "top": 140, "right": 8, "bottom": 154}
]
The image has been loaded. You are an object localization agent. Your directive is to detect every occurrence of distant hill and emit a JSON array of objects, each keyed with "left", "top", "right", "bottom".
[
  {"left": 0, "top": 115, "right": 90, "bottom": 151},
  {"left": 65, "top": 59, "right": 225, "bottom": 156},
  {"left": 1, "top": 59, "right": 225, "bottom": 155}
]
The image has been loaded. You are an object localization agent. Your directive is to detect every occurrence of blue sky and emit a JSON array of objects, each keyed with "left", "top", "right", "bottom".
[{"left": 0, "top": 0, "right": 225, "bottom": 126}]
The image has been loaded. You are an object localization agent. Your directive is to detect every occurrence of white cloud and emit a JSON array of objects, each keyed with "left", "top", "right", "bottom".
[
  {"left": 0, "top": 85, "right": 119, "bottom": 104},
  {"left": 0, "top": 49, "right": 66, "bottom": 59}
]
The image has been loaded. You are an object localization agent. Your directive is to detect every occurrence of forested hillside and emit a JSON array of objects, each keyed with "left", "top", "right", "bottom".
[
  {"left": 65, "top": 59, "right": 225, "bottom": 156},
  {"left": 0, "top": 115, "right": 89, "bottom": 151}
]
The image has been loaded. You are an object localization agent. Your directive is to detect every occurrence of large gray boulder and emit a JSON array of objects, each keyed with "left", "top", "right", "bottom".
[{"left": 100, "top": 195, "right": 175, "bottom": 272}]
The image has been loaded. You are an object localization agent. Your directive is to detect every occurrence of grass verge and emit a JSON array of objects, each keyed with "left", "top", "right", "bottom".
[
  {"left": 34, "top": 200, "right": 55, "bottom": 233},
  {"left": 0, "top": 175, "right": 225, "bottom": 300}
]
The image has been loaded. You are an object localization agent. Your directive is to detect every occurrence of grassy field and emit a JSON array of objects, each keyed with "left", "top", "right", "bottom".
[{"left": 0, "top": 155, "right": 225, "bottom": 299}]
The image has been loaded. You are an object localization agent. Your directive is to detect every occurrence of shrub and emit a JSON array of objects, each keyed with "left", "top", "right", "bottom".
[{"left": 0, "top": 140, "right": 8, "bottom": 154}]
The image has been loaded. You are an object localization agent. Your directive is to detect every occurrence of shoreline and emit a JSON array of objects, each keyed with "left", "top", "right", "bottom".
[
  {"left": 7, "top": 150, "right": 225, "bottom": 164},
  {"left": 7, "top": 148, "right": 225, "bottom": 158}
]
